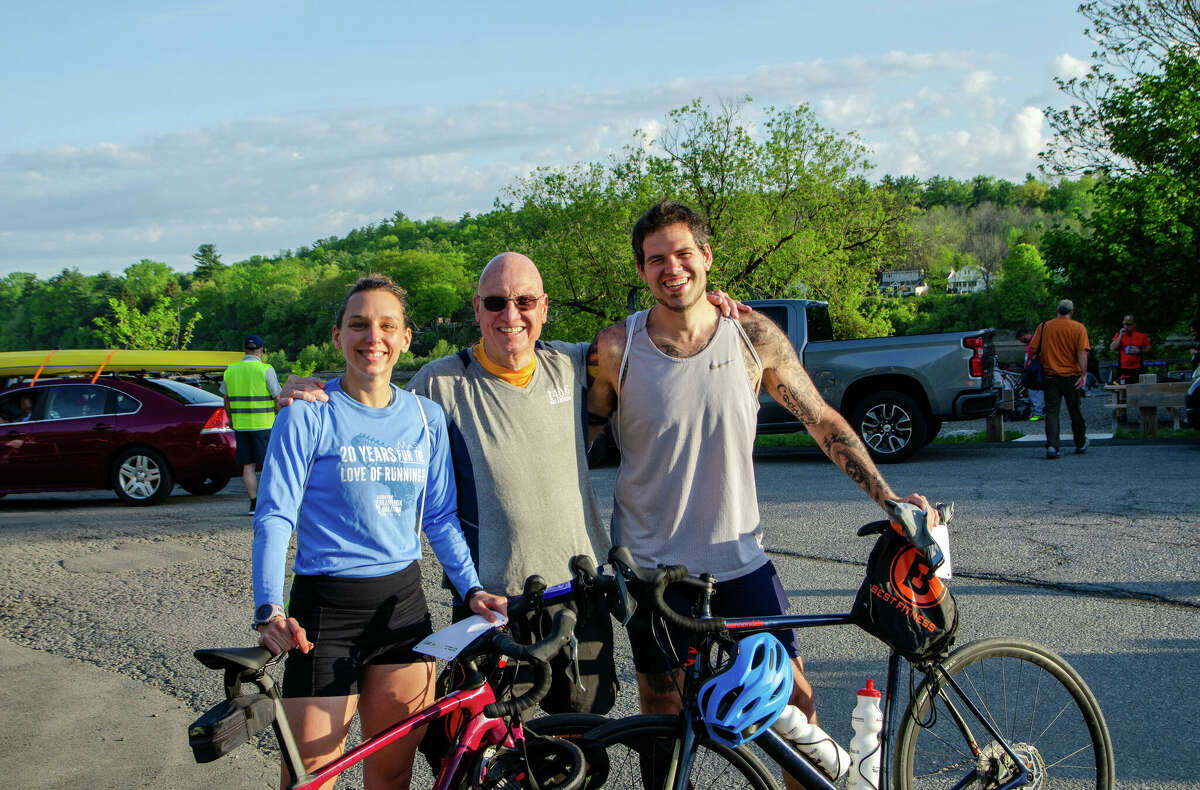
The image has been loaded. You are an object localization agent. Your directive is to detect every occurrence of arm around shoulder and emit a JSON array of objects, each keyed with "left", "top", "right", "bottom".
[{"left": 586, "top": 323, "right": 627, "bottom": 421}]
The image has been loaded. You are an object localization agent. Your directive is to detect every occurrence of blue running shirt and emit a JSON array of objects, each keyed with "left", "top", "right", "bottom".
[{"left": 253, "top": 379, "right": 480, "bottom": 609}]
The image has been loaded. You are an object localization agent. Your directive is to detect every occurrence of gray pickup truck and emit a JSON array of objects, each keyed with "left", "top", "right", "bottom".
[{"left": 749, "top": 299, "right": 1000, "bottom": 462}]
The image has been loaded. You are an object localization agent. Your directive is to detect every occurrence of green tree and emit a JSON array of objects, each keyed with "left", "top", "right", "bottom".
[
  {"left": 93, "top": 293, "right": 203, "bottom": 350},
  {"left": 191, "top": 244, "right": 226, "bottom": 281},
  {"left": 502, "top": 98, "right": 912, "bottom": 339},
  {"left": 995, "top": 243, "right": 1052, "bottom": 327},
  {"left": 370, "top": 248, "right": 474, "bottom": 327},
  {"left": 1044, "top": 47, "right": 1200, "bottom": 328},
  {"left": 1044, "top": 174, "right": 1195, "bottom": 337},
  {"left": 121, "top": 259, "right": 178, "bottom": 312},
  {"left": 21, "top": 269, "right": 116, "bottom": 349},
  {"left": 1042, "top": 0, "right": 1200, "bottom": 175}
]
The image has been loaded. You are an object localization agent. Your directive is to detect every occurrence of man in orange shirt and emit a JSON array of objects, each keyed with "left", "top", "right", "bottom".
[
  {"left": 1031, "top": 299, "right": 1091, "bottom": 459},
  {"left": 1109, "top": 314, "right": 1151, "bottom": 383}
]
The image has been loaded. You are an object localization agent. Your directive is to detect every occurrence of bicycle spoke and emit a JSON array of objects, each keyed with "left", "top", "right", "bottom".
[{"left": 895, "top": 639, "right": 1113, "bottom": 789}]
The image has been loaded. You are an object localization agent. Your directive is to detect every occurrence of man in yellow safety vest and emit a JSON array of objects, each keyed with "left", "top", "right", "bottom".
[{"left": 221, "top": 335, "right": 281, "bottom": 515}]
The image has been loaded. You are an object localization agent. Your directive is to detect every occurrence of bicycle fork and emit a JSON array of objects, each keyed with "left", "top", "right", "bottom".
[{"left": 921, "top": 667, "right": 1036, "bottom": 789}]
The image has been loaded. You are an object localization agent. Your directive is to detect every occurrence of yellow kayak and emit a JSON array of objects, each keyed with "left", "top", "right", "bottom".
[{"left": 0, "top": 349, "right": 245, "bottom": 381}]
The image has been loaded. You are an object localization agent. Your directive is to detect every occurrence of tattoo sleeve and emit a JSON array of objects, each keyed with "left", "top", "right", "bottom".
[
  {"left": 749, "top": 312, "right": 894, "bottom": 507},
  {"left": 820, "top": 429, "right": 891, "bottom": 506}
]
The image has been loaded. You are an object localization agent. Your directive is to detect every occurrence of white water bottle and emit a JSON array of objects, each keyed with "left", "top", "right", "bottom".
[
  {"left": 848, "top": 679, "right": 883, "bottom": 790},
  {"left": 770, "top": 704, "right": 849, "bottom": 779}
]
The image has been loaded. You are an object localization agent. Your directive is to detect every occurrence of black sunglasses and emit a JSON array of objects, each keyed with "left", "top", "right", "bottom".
[{"left": 480, "top": 295, "right": 543, "bottom": 312}]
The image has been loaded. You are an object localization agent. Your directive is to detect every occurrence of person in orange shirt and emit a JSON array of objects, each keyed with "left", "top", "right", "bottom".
[
  {"left": 1030, "top": 299, "right": 1090, "bottom": 459},
  {"left": 1109, "top": 314, "right": 1151, "bottom": 383}
]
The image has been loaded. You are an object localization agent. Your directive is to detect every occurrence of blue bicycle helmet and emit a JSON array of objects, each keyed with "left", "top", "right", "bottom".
[{"left": 698, "top": 633, "right": 793, "bottom": 748}]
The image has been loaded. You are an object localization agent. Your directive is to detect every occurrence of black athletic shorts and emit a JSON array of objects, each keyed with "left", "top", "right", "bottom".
[
  {"left": 282, "top": 562, "right": 434, "bottom": 698},
  {"left": 234, "top": 429, "right": 271, "bottom": 466},
  {"left": 626, "top": 559, "right": 801, "bottom": 675}
]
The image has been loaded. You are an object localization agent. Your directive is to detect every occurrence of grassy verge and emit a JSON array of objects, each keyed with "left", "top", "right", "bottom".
[
  {"left": 933, "top": 430, "right": 1024, "bottom": 444},
  {"left": 1112, "top": 425, "right": 1200, "bottom": 440},
  {"left": 753, "top": 429, "right": 1025, "bottom": 448}
]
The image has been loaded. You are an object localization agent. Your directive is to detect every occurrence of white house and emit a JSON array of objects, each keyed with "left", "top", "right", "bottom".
[
  {"left": 947, "top": 265, "right": 986, "bottom": 294},
  {"left": 879, "top": 269, "right": 929, "bottom": 297}
]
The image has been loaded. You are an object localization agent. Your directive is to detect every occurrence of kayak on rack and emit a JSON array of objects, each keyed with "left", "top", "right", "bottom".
[{"left": 0, "top": 349, "right": 243, "bottom": 381}]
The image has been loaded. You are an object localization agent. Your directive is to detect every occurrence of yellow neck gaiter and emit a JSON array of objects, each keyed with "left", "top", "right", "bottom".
[{"left": 473, "top": 340, "right": 536, "bottom": 388}]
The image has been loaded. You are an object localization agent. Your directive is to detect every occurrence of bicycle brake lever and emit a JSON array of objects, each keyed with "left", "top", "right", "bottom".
[
  {"left": 612, "top": 567, "right": 633, "bottom": 626},
  {"left": 567, "top": 632, "right": 585, "bottom": 691}
]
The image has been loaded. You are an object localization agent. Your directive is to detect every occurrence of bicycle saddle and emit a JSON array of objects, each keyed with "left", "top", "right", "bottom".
[{"left": 194, "top": 646, "right": 274, "bottom": 673}]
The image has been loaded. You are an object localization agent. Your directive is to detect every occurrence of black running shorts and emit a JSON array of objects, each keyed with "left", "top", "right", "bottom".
[
  {"left": 626, "top": 559, "right": 801, "bottom": 675},
  {"left": 282, "top": 562, "right": 434, "bottom": 698}
]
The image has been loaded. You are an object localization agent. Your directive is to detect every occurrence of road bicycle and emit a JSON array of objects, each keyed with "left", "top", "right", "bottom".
[
  {"left": 998, "top": 367, "right": 1033, "bottom": 421},
  {"left": 189, "top": 579, "right": 585, "bottom": 790},
  {"left": 553, "top": 502, "right": 1114, "bottom": 789}
]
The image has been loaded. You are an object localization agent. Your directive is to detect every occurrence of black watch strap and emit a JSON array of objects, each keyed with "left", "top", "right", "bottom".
[{"left": 463, "top": 586, "right": 485, "bottom": 604}]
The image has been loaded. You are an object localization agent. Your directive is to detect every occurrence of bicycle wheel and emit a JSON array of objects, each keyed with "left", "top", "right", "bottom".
[
  {"left": 895, "top": 638, "right": 1114, "bottom": 789},
  {"left": 526, "top": 713, "right": 611, "bottom": 789},
  {"left": 581, "top": 714, "right": 777, "bottom": 790}
]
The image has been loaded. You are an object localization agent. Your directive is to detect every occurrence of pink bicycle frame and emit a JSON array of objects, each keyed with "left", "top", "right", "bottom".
[{"left": 289, "top": 680, "right": 522, "bottom": 790}]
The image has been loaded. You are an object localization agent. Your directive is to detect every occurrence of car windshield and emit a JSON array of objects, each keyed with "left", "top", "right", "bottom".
[{"left": 134, "top": 377, "right": 222, "bottom": 405}]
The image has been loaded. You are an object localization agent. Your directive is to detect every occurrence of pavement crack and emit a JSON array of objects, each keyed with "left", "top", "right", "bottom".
[{"left": 764, "top": 546, "right": 1200, "bottom": 610}]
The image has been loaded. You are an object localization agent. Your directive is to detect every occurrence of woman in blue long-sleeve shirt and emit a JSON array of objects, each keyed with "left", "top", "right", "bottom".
[{"left": 252, "top": 274, "right": 506, "bottom": 789}]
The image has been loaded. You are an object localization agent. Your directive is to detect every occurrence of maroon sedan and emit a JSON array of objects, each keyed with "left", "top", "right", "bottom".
[{"left": 0, "top": 376, "right": 239, "bottom": 505}]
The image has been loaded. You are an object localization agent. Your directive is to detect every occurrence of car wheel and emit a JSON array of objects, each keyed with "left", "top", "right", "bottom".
[
  {"left": 851, "top": 390, "right": 927, "bottom": 463},
  {"left": 112, "top": 448, "right": 174, "bottom": 506},
  {"left": 922, "top": 418, "right": 943, "bottom": 445},
  {"left": 180, "top": 476, "right": 230, "bottom": 496}
]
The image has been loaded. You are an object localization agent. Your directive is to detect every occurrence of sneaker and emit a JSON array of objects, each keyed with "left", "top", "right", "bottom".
[
  {"left": 1029, "top": 414, "right": 1041, "bottom": 421},
  {"left": 1046, "top": 446, "right": 1059, "bottom": 460},
  {"left": 1076, "top": 438, "right": 1091, "bottom": 454},
  {"left": 248, "top": 498, "right": 257, "bottom": 516}
]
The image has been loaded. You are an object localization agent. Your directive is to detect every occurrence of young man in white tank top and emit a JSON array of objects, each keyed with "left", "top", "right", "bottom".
[{"left": 587, "top": 200, "right": 941, "bottom": 736}]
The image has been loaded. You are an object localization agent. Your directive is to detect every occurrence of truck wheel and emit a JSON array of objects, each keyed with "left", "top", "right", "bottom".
[
  {"left": 852, "top": 391, "right": 927, "bottom": 463},
  {"left": 923, "top": 419, "right": 943, "bottom": 445}
]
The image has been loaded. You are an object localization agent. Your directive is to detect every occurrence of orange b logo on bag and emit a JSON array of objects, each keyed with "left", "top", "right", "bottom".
[{"left": 889, "top": 546, "right": 946, "bottom": 608}]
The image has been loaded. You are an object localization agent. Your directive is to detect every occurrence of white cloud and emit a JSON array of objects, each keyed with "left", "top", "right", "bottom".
[
  {"left": 1052, "top": 53, "right": 1090, "bottom": 82},
  {"left": 961, "top": 69, "right": 997, "bottom": 95},
  {"left": 0, "top": 49, "right": 1054, "bottom": 276}
]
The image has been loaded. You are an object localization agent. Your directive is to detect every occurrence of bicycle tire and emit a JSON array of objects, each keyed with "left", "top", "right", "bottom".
[
  {"left": 526, "top": 713, "right": 611, "bottom": 789},
  {"left": 894, "top": 637, "right": 1115, "bottom": 789},
  {"left": 580, "top": 714, "right": 778, "bottom": 790}
]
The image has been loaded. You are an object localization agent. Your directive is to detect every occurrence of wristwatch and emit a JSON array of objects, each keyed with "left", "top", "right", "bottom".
[{"left": 253, "top": 603, "right": 285, "bottom": 631}]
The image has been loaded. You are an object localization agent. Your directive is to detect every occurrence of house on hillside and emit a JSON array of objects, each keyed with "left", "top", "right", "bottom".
[
  {"left": 947, "top": 265, "right": 986, "bottom": 294},
  {"left": 879, "top": 269, "right": 929, "bottom": 297}
]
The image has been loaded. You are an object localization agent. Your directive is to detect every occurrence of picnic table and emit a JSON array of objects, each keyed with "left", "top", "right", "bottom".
[{"left": 1106, "top": 374, "right": 1189, "bottom": 437}]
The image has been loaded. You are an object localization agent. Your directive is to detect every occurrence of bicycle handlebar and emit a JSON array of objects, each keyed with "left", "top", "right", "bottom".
[
  {"left": 606, "top": 546, "right": 728, "bottom": 634},
  {"left": 473, "top": 608, "right": 577, "bottom": 720},
  {"left": 857, "top": 501, "right": 953, "bottom": 570}
]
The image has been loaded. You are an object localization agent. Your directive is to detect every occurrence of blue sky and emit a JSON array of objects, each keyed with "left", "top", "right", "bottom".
[{"left": 2, "top": 1, "right": 1095, "bottom": 277}]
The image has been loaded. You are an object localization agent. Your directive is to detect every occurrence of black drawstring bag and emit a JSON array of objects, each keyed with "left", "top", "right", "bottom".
[{"left": 850, "top": 522, "right": 958, "bottom": 663}]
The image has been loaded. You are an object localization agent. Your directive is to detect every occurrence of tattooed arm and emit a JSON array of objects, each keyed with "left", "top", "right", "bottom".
[
  {"left": 585, "top": 323, "right": 627, "bottom": 447},
  {"left": 741, "top": 312, "right": 937, "bottom": 524}
]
